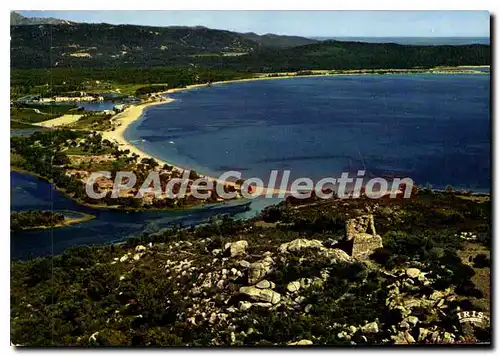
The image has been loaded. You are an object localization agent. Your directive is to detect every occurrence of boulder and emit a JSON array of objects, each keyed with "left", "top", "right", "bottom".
[
  {"left": 287, "top": 281, "right": 301, "bottom": 293},
  {"left": 418, "top": 328, "right": 430, "bottom": 342},
  {"left": 399, "top": 321, "right": 410, "bottom": 329},
  {"left": 405, "top": 316, "right": 419, "bottom": 327},
  {"left": 135, "top": 245, "right": 147, "bottom": 253},
  {"left": 133, "top": 253, "right": 143, "bottom": 261},
  {"left": 429, "top": 290, "right": 446, "bottom": 300},
  {"left": 287, "top": 339, "right": 313, "bottom": 346},
  {"left": 248, "top": 256, "right": 274, "bottom": 284},
  {"left": 391, "top": 331, "right": 415, "bottom": 344},
  {"left": 361, "top": 321, "right": 379, "bottom": 334},
  {"left": 224, "top": 240, "right": 248, "bottom": 257},
  {"left": 256, "top": 280, "right": 273, "bottom": 289},
  {"left": 351, "top": 233, "right": 383, "bottom": 259},
  {"left": 406, "top": 268, "right": 421, "bottom": 279},
  {"left": 346, "top": 214, "right": 376, "bottom": 240},
  {"left": 239, "top": 301, "right": 252, "bottom": 311},
  {"left": 119, "top": 255, "right": 128, "bottom": 263},
  {"left": 322, "top": 248, "right": 352, "bottom": 263},
  {"left": 337, "top": 331, "right": 350, "bottom": 340},
  {"left": 238, "top": 260, "right": 251, "bottom": 269},
  {"left": 279, "top": 239, "right": 323, "bottom": 253},
  {"left": 239, "top": 286, "right": 281, "bottom": 304}
]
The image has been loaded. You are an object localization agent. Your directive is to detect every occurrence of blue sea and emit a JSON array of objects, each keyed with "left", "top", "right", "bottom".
[
  {"left": 312, "top": 37, "right": 490, "bottom": 45},
  {"left": 127, "top": 74, "right": 491, "bottom": 192}
]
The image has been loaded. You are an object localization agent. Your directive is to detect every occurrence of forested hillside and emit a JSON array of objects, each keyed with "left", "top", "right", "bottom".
[{"left": 11, "top": 20, "right": 489, "bottom": 70}]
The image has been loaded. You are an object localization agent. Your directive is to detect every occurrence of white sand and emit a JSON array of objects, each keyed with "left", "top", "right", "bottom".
[
  {"left": 100, "top": 99, "right": 182, "bottom": 170},
  {"left": 34, "top": 114, "right": 84, "bottom": 128}
]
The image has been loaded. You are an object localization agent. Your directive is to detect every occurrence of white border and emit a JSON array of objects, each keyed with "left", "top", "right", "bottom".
[{"left": 2, "top": 1, "right": 497, "bottom": 355}]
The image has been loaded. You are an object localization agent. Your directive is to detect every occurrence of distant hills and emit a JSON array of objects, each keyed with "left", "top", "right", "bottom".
[
  {"left": 11, "top": 11, "right": 74, "bottom": 25},
  {"left": 10, "top": 11, "right": 490, "bottom": 70}
]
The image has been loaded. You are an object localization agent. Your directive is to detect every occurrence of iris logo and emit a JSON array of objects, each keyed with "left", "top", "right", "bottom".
[{"left": 456, "top": 311, "right": 489, "bottom": 326}]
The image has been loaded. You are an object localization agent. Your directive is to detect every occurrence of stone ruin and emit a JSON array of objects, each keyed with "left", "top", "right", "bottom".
[{"left": 345, "top": 214, "right": 383, "bottom": 259}]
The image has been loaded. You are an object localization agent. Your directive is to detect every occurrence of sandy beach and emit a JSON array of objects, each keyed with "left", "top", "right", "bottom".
[
  {"left": 100, "top": 98, "right": 183, "bottom": 171},
  {"left": 34, "top": 114, "right": 84, "bottom": 128},
  {"left": 99, "top": 89, "right": 292, "bottom": 195}
]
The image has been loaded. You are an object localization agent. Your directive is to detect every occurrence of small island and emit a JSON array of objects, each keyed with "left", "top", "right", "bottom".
[{"left": 11, "top": 210, "right": 95, "bottom": 231}]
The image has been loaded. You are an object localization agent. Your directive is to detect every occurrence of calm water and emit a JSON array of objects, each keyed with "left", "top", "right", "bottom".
[
  {"left": 312, "top": 37, "right": 490, "bottom": 45},
  {"left": 127, "top": 74, "right": 490, "bottom": 192},
  {"left": 78, "top": 101, "right": 118, "bottom": 111},
  {"left": 10, "top": 172, "right": 258, "bottom": 260}
]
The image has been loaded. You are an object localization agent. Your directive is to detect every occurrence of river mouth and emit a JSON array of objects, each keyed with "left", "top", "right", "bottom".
[{"left": 10, "top": 171, "right": 265, "bottom": 260}]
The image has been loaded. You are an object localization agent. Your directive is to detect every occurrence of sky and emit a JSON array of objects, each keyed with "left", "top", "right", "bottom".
[{"left": 17, "top": 10, "right": 490, "bottom": 37}]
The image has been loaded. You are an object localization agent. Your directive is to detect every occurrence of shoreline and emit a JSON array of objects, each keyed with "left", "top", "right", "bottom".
[
  {"left": 11, "top": 210, "right": 95, "bottom": 232},
  {"left": 100, "top": 98, "right": 184, "bottom": 172},
  {"left": 100, "top": 68, "right": 490, "bottom": 196}
]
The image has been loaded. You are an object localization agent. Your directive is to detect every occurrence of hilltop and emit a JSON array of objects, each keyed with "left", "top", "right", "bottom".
[
  {"left": 10, "top": 11, "right": 74, "bottom": 26},
  {"left": 10, "top": 13, "right": 489, "bottom": 70},
  {"left": 11, "top": 191, "right": 491, "bottom": 346}
]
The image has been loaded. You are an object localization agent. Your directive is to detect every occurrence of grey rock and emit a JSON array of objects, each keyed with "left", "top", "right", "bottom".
[
  {"left": 361, "top": 321, "right": 379, "bottom": 334},
  {"left": 248, "top": 256, "right": 273, "bottom": 284},
  {"left": 279, "top": 239, "right": 323, "bottom": 253},
  {"left": 287, "top": 281, "right": 301, "bottom": 293},
  {"left": 406, "top": 268, "right": 421, "bottom": 279},
  {"left": 429, "top": 290, "right": 445, "bottom": 300},
  {"left": 256, "top": 280, "right": 272, "bottom": 289},
  {"left": 405, "top": 316, "right": 419, "bottom": 327},
  {"left": 399, "top": 321, "right": 410, "bottom": 329},
  {"left": 287, "top": 339, "right": 313, "bottom": 345},
  {"left": 133, "top": 253, "right": 143, "bottom": 261},
  {"left": 239, "top": 301, "right": 252, "bottom": 311},
  {"left": 224, "top": 240, "right": 248, "bottom": 257},
  {"left": 337, "top": 331, "right": 350, "bottom": 340},
  {"left": 238, "top": 260, "right": 251, "bottom": 269},
  {"left": 418, "top": 328, "right": 430, "bottom": 342},
  {"left": 391, "top": 331, "right": 415, "bottom": 344},
  {"left": 239, "top": 286, "right": 281, "bottom": 304}
]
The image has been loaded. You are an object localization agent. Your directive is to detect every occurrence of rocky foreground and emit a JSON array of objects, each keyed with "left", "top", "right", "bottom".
[{"left": 11, "top": 190, "right": 491, "bottom": 346}]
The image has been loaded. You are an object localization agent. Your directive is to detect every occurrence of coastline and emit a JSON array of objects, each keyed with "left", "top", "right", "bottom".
[
  {"left": 100, "top": 98, "right": 185, "bottom": 172},
  {"left": 100, "top": 67, "right": 490, "bottom": 196}
]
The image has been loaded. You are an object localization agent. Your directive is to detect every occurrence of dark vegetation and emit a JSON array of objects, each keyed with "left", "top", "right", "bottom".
[
  {"left": 11, "top": 68, "right": 254, "bottom": 98},
  {"left": 11, "top": 210, "right": 65, "bottom": 231},
  {"left": 10, "top": 191, "right": 491, "bottom": 346},
  {"left": 10, "top": 130, "right": 117, "bottom": 206},
  {"left": 11, "top": 107, "right": 60, "bottom": 124},
  {"left": 11, "top": 21, "right": 489, "bottom": 70},
  {"left": 10, "top": 130, "right": 226, "bottom": 210}
]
